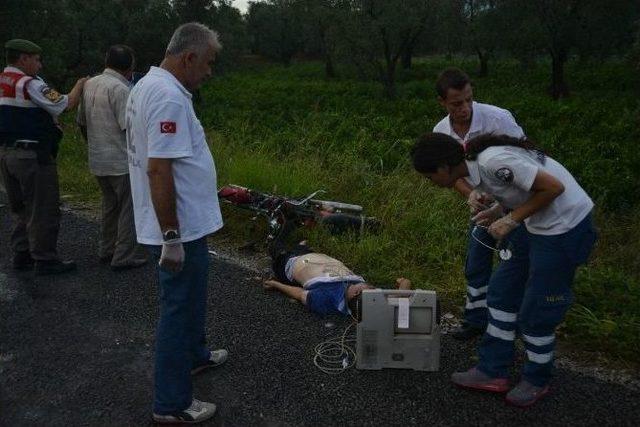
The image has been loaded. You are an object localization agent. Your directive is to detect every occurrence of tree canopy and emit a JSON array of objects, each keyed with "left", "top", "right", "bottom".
[{"left": 1, "top": 0, "right": 638, "bottom": 97}]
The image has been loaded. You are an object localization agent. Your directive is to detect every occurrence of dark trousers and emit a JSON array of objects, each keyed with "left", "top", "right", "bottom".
[
  {"left": 464, "top": 223, "right": 529, "bottom": 328},
  {"left": 0, "top": 148, "right": 60, "bottom": 260},
  {"left": 96, "top": 174, "right": 146, "bottom": 267},
  {"left": 463, "top": 224, "right": 494, "bottom": 328},
  {"left": 478, "top": 214, "right": 597, "bottom": 386},
  {"left": 148, "top": 238, "right": 211, "bottom": 414}
]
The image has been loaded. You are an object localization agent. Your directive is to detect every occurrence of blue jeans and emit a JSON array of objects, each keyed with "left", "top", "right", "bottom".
[
  {"left": 148, "top": 237, "right": 211, "bottom": 414},
  {"left": 478, "top": 213, "right": 597, "bottom": 386}
]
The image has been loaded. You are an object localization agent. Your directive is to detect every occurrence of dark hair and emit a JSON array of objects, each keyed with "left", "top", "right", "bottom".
[
  {"left": 435, "top": 67, "right": 471, "bottom": 99},
  {"left": 270, "top": 242, "right": 314, "bottom": 285},
  {"left": 411, "top": 132, "right": 542, "bottom": 174},
  {"left": 411, "top": 132, "right": 464, "bottom": 173},
  {"left": 105, "top": 45, "right": 135, "bottom": 71},
  {"left": 347, "top": 292, "right": 362, "bottom": 321},
  {"left": 6, "top": 49, "right": 24, "bottom": 64},
  {"left": 465, "top": 134, "right": 541, "bottom": 160}
]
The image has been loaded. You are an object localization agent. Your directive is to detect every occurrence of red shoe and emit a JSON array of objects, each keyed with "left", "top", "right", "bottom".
[
  {"left": 505, "top": 380, "right": 550, "bottom": 408},
  {"left": 451, "top": 367, "right": 510, "bottom": 393}
]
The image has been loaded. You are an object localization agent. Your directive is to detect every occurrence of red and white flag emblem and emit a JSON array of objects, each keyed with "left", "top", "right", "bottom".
[{"left": 160, "top": 122, "right": 177, "bottom": 133}]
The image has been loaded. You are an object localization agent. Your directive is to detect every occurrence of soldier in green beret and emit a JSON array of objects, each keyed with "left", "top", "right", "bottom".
[
  {"left": 5, "top": 39, "right": 42, "bottom": 54},
  {"left": 0, "top": 38, "right": 88, "bottom": 275}
]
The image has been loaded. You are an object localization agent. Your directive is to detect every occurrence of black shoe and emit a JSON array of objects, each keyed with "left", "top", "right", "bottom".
[
  {"left": 34, "top": 259, "right": 77, "bottom": 276},
  {"left": 12, "top": 251, "right": 34, "bottom": 271},
  {"left": 451, "top": 323, "right": 484, "bottom": 341}
]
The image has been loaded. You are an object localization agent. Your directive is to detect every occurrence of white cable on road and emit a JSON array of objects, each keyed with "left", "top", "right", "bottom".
[{"left": 313, "top": 321, "right": 357, "bottom": 375}]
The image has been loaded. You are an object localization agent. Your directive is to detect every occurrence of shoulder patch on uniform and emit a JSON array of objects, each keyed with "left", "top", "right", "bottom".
[
  {"left": 495, "top": 167, "right": 514, "bottom": 183},
  {"left": 160, "top": 121, "right": 177, "bottom": 133},
  {"left": 41, "top": 86, "right": 63, "bottom": 103}
]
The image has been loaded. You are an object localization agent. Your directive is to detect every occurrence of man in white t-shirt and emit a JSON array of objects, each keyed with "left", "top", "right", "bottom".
[
  {"left": 431, "top": 68, "right": 525, "bottom": 340},
  {"left": 126, "top": 23, "right": 226, "bottom": 424}
]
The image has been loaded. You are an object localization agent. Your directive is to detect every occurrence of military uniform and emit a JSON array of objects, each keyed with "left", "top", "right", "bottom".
[{"left": 0, "top": 39, "right": 75, "bottom": 274}]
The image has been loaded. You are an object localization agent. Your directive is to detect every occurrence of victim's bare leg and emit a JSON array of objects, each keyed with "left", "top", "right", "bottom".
[{"left": 395, "top": 277, "right": 413, "bottom": 290}]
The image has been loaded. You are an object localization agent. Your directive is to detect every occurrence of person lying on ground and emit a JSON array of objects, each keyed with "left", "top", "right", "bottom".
[{"left": 264, "top": 240, "right": 412, "bottom": 317}]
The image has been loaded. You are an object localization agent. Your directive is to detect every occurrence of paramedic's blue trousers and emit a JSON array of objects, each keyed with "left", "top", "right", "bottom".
[
  {"left": 463, "top": 224, "right": 494, "bottom": 329},
  {"left": 477, "top": 214, "right": 596, "bottom": 386}
]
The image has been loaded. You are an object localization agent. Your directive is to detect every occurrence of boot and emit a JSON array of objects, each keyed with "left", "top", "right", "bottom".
[{"left": 34, "top": 259, "right": 77, "bottom": 276}]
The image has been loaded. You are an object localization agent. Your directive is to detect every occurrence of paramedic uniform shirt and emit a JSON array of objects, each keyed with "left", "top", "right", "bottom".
[
  {"left": 125, "top": 66, "right": 223, "bottom": 245},
  {"left": 465, "top": 146, "right": 594, "bottom": 235},
  {"left": 432, "top": 101, "right": 524, "bottom": 144}
]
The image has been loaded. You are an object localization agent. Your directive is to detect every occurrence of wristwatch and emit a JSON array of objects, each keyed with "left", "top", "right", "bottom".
[{"left": 162, "top": 229, "right": 181, "bottom": 242}]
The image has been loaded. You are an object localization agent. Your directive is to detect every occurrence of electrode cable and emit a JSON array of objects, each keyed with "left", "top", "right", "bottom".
[{"left": 313, "top": 319, "right": 357, "bottom": 375}]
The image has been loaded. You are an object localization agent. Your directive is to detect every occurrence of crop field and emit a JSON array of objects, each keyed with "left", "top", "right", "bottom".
[{"left": 58, "top": 57, "right": 640, "bottom": 364}]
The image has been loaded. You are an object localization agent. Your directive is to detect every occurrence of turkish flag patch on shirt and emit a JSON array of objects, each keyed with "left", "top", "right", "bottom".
[{"left": 160, "top": 122, "right": 177, "bottom": 133}]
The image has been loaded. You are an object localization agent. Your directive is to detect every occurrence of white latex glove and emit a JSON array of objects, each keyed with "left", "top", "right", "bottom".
[
  {"left": 467, "top": 190, "right": 494, "bottom": 213},
  {"left": 159, "top": 241, "right": 185, "bottom": 273},
  {"left": 471, "top": 202, "right": 504, "bottom": 226},
  {"left": 488, "top": 213, "right": 520, "bottom": 240}
]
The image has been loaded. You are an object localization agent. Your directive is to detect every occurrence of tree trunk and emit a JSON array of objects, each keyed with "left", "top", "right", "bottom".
[
  {"left": 382, "top": 76, "right": 396, "bottom": 99},
  {"left": 318, "top": 25, "right": 336, "bottom": 79},
  {"left": 518, "top": 52, "right": 535, "bottom": 71},
  {"left": 549, "top": 50, "right": 570, "bottom": 99},
  {"left": 281, "top": 51, "right": 292, "bottom": 67},
  {"left": 324, "top": 53, "right": 336, "bottom": 79},
  {"left": 381, "top": 62, "right": 397, "bottom": 99},
  {"left": 477, "top": 50, "right": 489, "bottom": 77},
  {"left": 401, "top": 45, "right": 413, "bottom": 70}
]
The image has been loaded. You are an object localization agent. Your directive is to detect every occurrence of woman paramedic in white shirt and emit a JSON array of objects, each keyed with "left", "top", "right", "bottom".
[{"left": 410, "top": 132, "right": 597, "bottom": 408}]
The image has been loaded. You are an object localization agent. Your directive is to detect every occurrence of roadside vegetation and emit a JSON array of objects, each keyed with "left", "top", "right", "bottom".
[{"left": 57, "top": 57, "right": 639, "bottom": 365}]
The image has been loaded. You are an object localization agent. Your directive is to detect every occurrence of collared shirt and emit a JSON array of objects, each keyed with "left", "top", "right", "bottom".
[
  {"left": 432, "top": 101, "right": 524, "bottom": 144},
  {"left": 2, "top": 66, "right": 68, "bottom": 117},
  {"left": 125, "top": 66, "right": 223, "bottom": 245},
  {"left": 465, "top": 146, "right": 594, "bottom": 235},
  {"left": 76, "top": 68, "right": 130, "bottom": 176}
]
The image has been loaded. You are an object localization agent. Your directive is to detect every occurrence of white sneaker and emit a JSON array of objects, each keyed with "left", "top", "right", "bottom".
[
  {"left": 152, "top": 399, "right": 217, "bottom": 424},
  {"left": 191, "top": 349, "right": 229, "bottom": 375}
]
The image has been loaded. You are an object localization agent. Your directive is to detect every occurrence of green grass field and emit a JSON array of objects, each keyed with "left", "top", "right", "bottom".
[{"left": 57, "top": 57, "right": 640, "bottom": 365}]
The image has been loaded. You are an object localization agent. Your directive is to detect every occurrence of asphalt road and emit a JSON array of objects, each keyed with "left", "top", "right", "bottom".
[{"left": 1, "top": 204, "right": 639, "bottom": 426}]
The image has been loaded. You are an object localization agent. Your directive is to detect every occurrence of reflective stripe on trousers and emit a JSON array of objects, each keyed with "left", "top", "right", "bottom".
[{"left": 463, "top": 223, "right": 494, "bottom": 328}]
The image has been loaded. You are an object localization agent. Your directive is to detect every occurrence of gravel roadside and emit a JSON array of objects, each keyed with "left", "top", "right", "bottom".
[{"left": 1, "top": 201, "right": 639, "bottom": 426}]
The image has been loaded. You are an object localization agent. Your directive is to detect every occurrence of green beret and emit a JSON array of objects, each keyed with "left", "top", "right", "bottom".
[{"left": 4, "top": 39, "right": 42, "bottom": 54}]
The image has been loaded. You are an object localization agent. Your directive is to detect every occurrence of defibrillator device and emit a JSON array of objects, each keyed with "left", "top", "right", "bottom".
[{"left": 356, "top": 289, "right": 440, "bottom": 371}]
